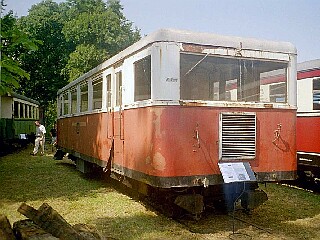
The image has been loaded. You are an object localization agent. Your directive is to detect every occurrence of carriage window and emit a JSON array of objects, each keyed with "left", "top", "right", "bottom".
[
  {"left": 59, "top": 96, "right": 63, "bottom": 116},
  {"left": 25, "top": 105, "right": 28, "bottom": 118},
  {"left": 80, "top": 83, "right": 88, "bottom": 112},
  {"left": 92, "top": 78, "right": 103, "bottom": 110},
  {"left": 313, "top": 78, "right": 320, "bottom": 110},
  {"left": 14, "top": 101, "right": 19, "bottom": 118},
  {"left": 106, "top": 74, "right": 112, "bottom": 108},
  {"left": 134, "top": 55, "right": 151, "bottom": 101},
  {"left": 116, "top": 71, "right": 122, "bottom": 106},
  {"left": 63, "top": 93, "right": 69, "bottom": 115},
  {"left": 71, "top": 88, "right": 77, "bottom": 114},
  {"left": 180, "top": 53, "right": 288, "bottom": 103},
  {"left": 28, "top": 105, "right": 32, "bottom": 118},
  {"left": 20, "top": 103, "right": 24, "bottom": 118}
]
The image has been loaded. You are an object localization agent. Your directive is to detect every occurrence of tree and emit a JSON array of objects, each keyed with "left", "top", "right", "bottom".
[
  {"left": 0, "top": 11, "right": 39, "bottom": 95},
  {"left": 9, "top": 0, "right": 140, "bottom": 126},
  {"left": 17, "top": 0, "right": 71, "bottom": 105},
  {"left": 62, "top": 0, "right": 140, "bottom": 81}
]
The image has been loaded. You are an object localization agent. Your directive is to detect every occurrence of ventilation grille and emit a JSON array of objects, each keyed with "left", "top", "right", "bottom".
[{"left": 220, "top": 113, "right": 256, "bottom": 160}]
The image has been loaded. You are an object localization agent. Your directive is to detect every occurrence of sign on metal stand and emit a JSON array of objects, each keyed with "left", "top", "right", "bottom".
[{"left": 218, "top": 162, "right": 256, "bottom": 237}]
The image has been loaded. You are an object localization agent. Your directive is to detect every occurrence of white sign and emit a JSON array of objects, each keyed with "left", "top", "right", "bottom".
[{"left": 218, "top": 162, "right": 256, "bottom": 183}]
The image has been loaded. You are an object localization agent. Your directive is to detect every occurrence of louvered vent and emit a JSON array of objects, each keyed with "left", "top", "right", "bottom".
[{"left": 219, "top": 113, "right": 256, "bottom": 160}]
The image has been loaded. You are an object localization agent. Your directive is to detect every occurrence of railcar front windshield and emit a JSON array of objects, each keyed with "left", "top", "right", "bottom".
[{"left": 180, "top": 53, "right": 288, "bottom": 103}]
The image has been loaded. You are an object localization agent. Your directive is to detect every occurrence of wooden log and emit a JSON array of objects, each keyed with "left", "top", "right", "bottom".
[
  {"left": 0, "top": 214, "right": 16, "bottom": 240},
  {"left": 13, "top": 219, "right": 58, "bottom": 240},
  {"left": 17, "top": 203, "right": 39, "bottom": 221},
  {"left": 17, "top": 203, "right": 84, "bottom": 240},
  {"left": 72, "top": 224, "right": 102, "bottom": 240}
]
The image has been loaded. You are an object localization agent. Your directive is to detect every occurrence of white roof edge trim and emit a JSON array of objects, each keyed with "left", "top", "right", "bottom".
[
  {"left": 297, "top": 59, "right": 320, "bottom": 72},
  {"left": 58, "top": 28, "right": 297, "bottom": 95}
]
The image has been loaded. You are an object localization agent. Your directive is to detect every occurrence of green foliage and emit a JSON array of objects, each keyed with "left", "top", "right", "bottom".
[
  {"left": 17, "top": 0, "right": 71, "bottom": 108},
  {"left": 62, "top": 44, "right": 108, "bottom": 81},
  {"left": 45, "top": 100, "right": 58, "bottom": 131},
  {"left": 62, "top": 0, "right": 140, "bottom": 81},
  {"left": 4, "top": 0, "right": 140, "bottom": 123},
  {"left": 0, "top": 12, "right": 40, "bottom": 95}
]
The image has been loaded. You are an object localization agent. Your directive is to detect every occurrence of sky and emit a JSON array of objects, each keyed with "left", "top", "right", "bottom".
[{"left": 3, "top": 0, "right": 320, "bottom": 63}]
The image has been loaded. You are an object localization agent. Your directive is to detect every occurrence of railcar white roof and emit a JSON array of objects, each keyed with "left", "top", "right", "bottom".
[
  {"left": 298, "top": 59, "right": 320, "bottom": 72},
  {"left": 58, "top": 28, "right": 296, "bottom": 94}
]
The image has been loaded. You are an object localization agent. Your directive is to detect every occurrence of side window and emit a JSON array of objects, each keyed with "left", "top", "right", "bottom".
[
  {"left": 313, "top": 78, "right": 320, "bottom": 110},
  {"left": 28, "top": 105, "right": 32, "bottom": 118},
  {"left": 71, "top": 88, "right": 77, "bottom": 114},
  {"left": 106, "top": 74, "right": 112, "bottom": 108},
  {"left": 92, "top": 78, "right": 103, "bottom": 110},
  {"left": 80, "top": 82, "right": 88, "bottom": 112},
  {"left": 116, "top": 71, "right": 122, "bottom": 106},
  {"left": 14, "top": 101, "right": 19, "bottom": 118},
  {"left": 63, "top": 92, "right": 69, "bottom": 115},
  {"left": 24, "top": 104, "right": 28, "bottom": 118},
  {"left": 20, "top": 103, "right": 24, "bottom": 118},
  {"left": 134, "top": 55, "right": 151, "bottom": 101}
]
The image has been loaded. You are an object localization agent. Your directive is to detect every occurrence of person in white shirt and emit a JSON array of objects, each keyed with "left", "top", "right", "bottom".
[{"left": 31, "top": 120, "right": 46, "bottom": 156}]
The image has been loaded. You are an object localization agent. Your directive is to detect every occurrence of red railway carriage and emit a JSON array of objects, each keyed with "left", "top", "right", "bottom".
[
  {"left": 56, "top": 29, "right": 297, "bottom": 214},
  {"left": 297, "top": 59, "right": 320, "bottom": 179}
]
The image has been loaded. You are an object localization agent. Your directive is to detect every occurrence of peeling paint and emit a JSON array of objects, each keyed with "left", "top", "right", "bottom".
[
  {"left": 151, "top": 108, "right": 162, "bottom": 137},
  {"left": 153, "top": 152, "right": 166, "bottom": 171},
  {"left": 145, "top": 156, "right": 151, "bottom": 165}
]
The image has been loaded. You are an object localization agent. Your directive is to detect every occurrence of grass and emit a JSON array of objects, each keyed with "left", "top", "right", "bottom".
[{"left": 1, "top": 145, "right": 320, "bottom": 239}]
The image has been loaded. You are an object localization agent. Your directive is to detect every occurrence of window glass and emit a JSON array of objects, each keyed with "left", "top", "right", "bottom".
[
  {"left": 92, "top": 78, "right": 103, "bottom": 110},
  {"left": 269, "top": 82, "right": 286, "bottom": 103},
  {"left": 29, "top": 105, "right": 32, "bottom": 118},
  {"left": 106, "top": 74, "right": 112, "bottom": 108},
  {"left": 63, "top": 93, "right": 69, "bottom": 115},
  {"left": 14, "top": 101, "right": 19, "bottom": 118},
  {"left": 20, "top": 103, "right": 24, "bottom": 118},
  {"left": 313, "top": 78, "right": 320, "bottom": 110},
  {"left": 71, "top": 88, "right": 77, "bottom": 114},
  {"left": 180, "top": 53, "right": 288, "bottom": 103},
  {"left": 80, "top": 83, "right": 88, "bottom": 112},
  {"left": 116, "top": 71, "right": 122, "bottom": 106},
  {"left": 25, "top": 105, "right": 28, "bottom": 118},
  {"left": 134, "top": 55, "right": 151, "bottom": 101}
]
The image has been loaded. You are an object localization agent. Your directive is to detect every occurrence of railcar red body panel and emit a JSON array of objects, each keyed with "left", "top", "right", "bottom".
[
  {"left": 58, "top": 106, "right": 296, "bottom": 187},
  {"left": 297, "top": 116, "right": 320, "bottom": 154},
  {"left": 58, "top": 113, "right": 112, "bottom": 164}
]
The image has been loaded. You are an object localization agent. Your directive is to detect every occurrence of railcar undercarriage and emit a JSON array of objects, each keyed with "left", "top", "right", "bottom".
[{"left": 55, "top": 150, "right": 267, "bottom": 218}]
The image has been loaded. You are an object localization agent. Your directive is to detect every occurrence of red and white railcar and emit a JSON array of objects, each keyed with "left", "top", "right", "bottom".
[
  {"left": 56, "top": 29, "right": 297, "bottom": 214},
  {"left": 297, "top": 59, "right": 320, "bottom": 179}
]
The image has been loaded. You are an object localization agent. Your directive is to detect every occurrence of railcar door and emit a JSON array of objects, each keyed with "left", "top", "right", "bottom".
[{"left": 112, "top": 69, "right": 125, "bottom": 175}]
